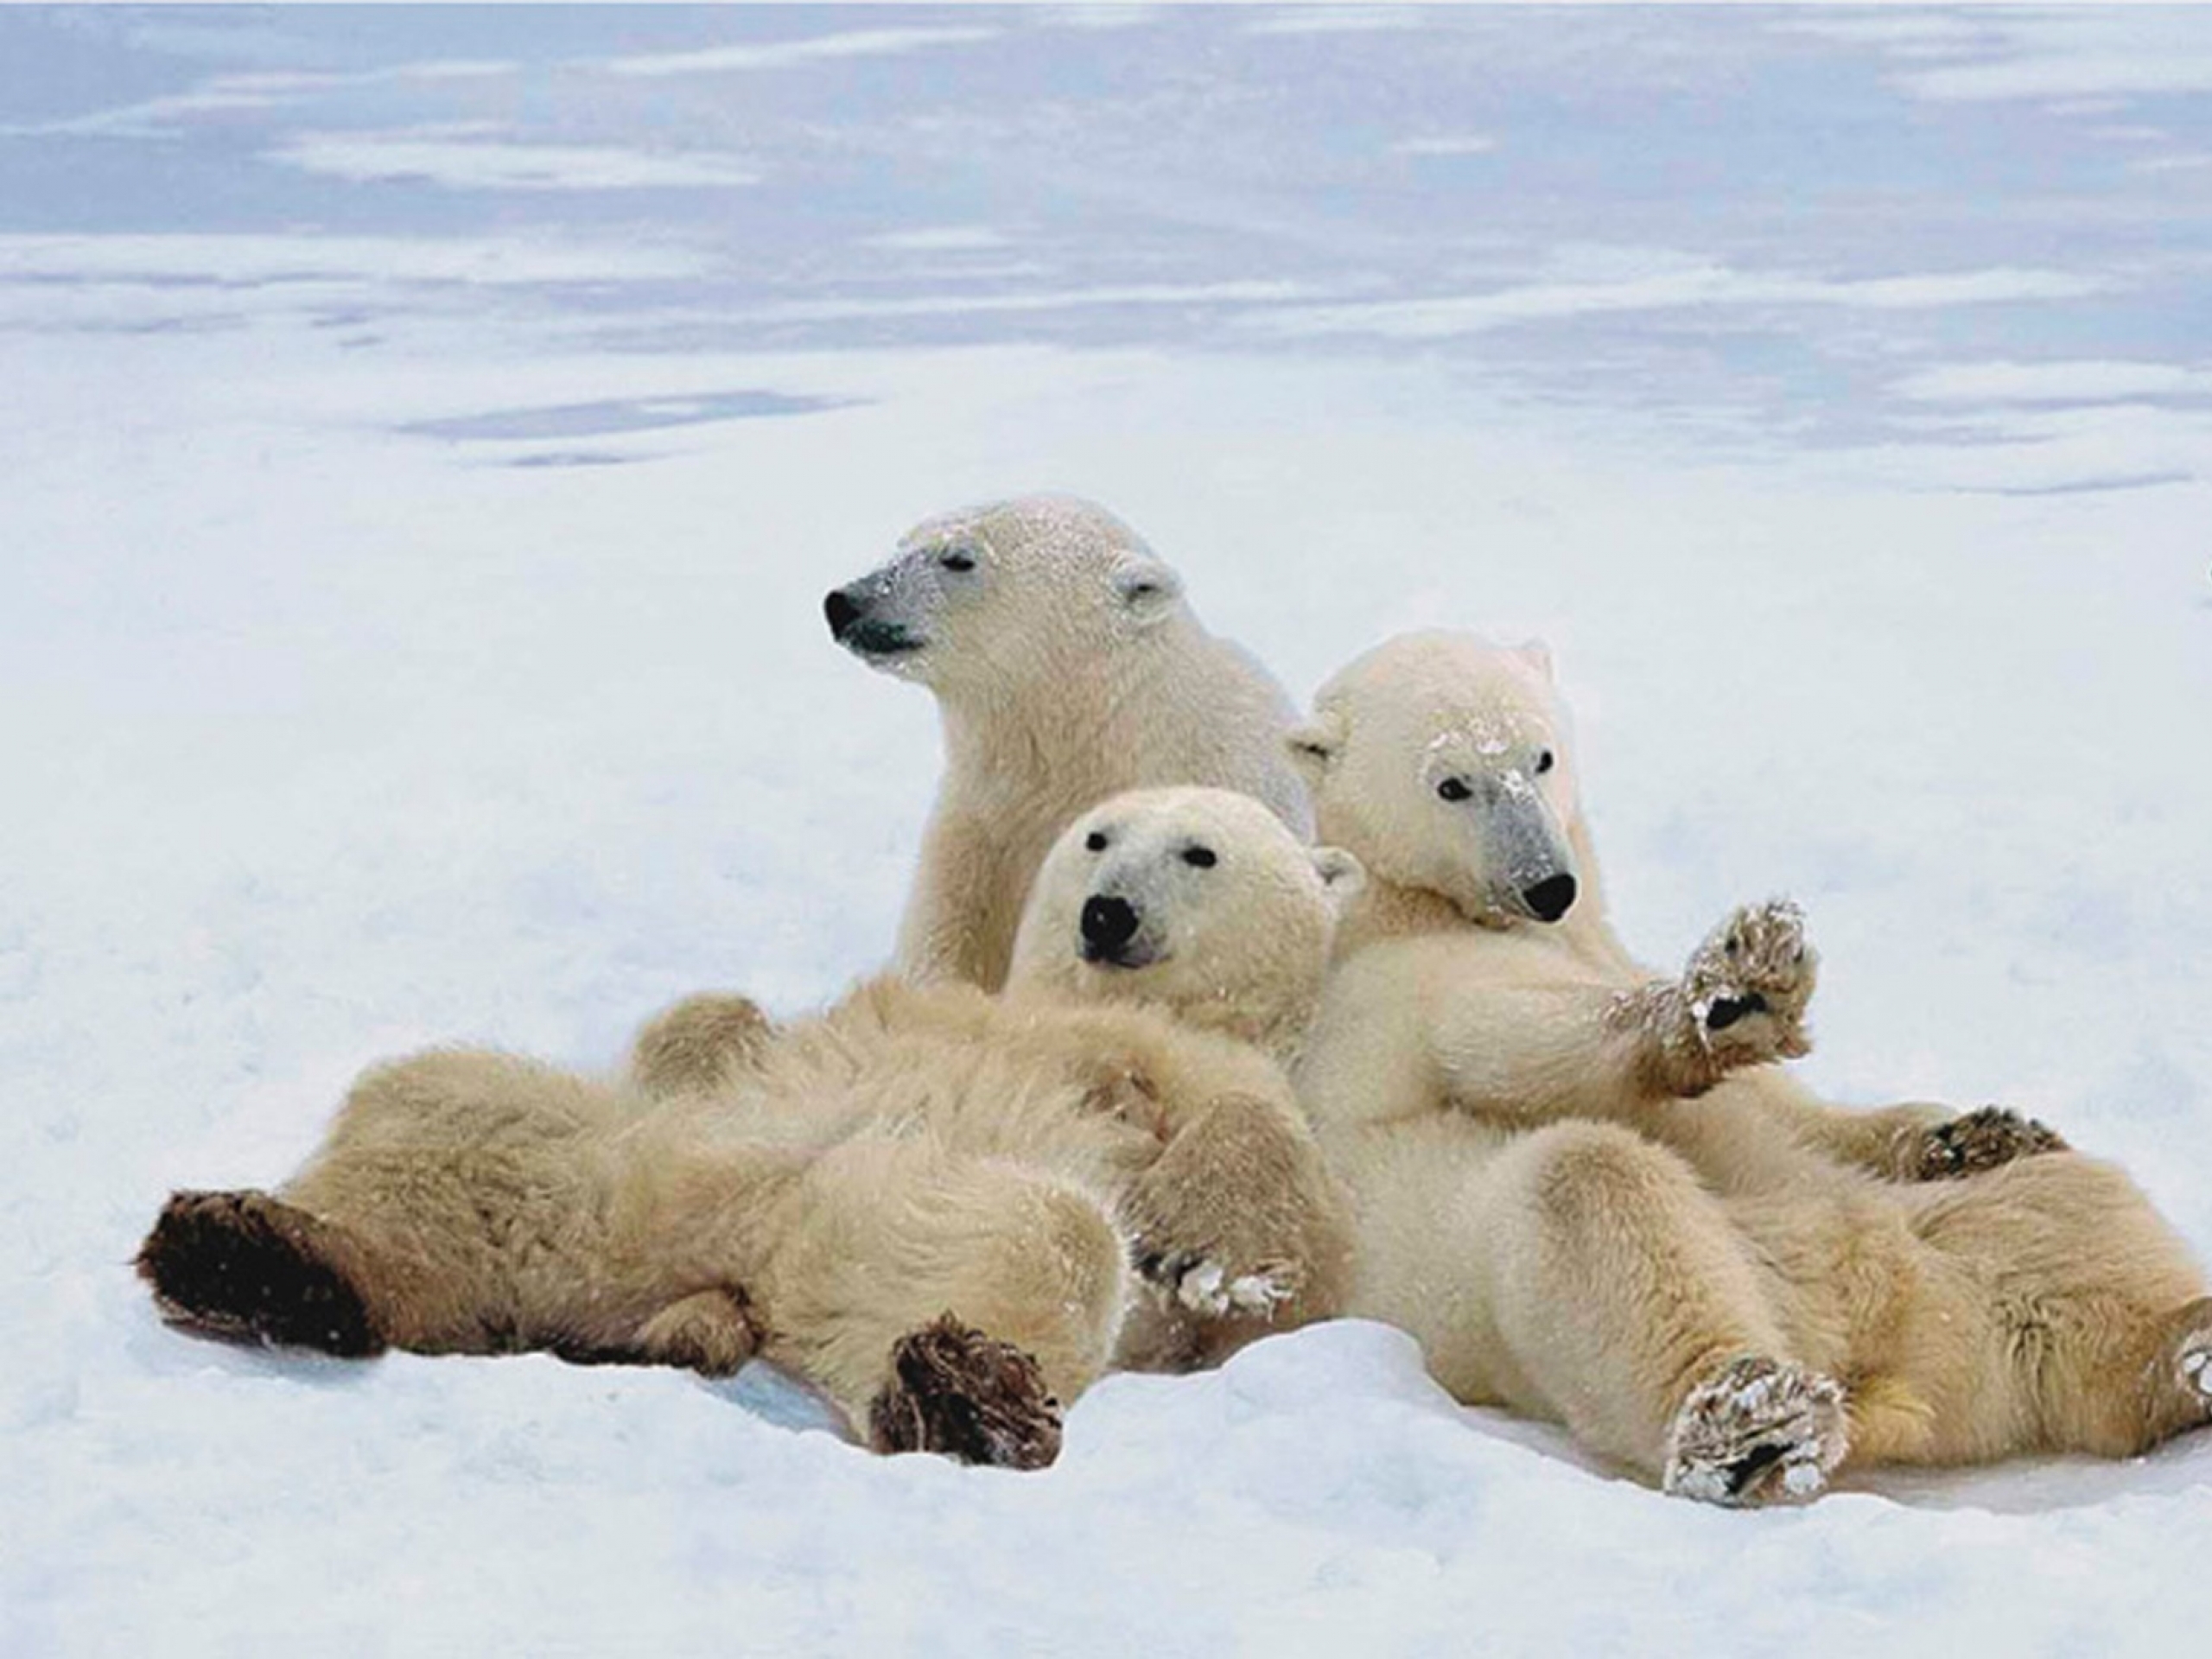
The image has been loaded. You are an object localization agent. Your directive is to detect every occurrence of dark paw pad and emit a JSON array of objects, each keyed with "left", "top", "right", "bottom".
[
  {"left": 137, "top": 1190, "right": 383, "bottom": 1358},
  {"left": 867, "top": 1313, "right": 1063, "bottom": 1471},
  {"left": 1911, "top": 1107, "right": 2069, "bottom": 1182},
  {"left": 1704, "top": 992, "right": 1769, "bottom": 1033}
]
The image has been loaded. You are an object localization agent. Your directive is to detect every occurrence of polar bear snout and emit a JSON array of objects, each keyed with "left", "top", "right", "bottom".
[
  {"left": 1079, "top": 894, "right": 1155, "bottom": 968},
  {"left": 1521, "top": 872, "right": 1578, "bottom": 924},
  {"left": 824, "top": 583, "right": 924, "bottom": 660}
]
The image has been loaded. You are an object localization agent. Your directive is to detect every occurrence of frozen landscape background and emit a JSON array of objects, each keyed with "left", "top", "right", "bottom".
[{"left": 5, "top": 5, "right": 2211, "bottom": 1652}]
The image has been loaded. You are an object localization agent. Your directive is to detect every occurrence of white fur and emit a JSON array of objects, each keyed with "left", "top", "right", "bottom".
[{"left": 830, "top": 495, "right": 1313, "bottom": 990}]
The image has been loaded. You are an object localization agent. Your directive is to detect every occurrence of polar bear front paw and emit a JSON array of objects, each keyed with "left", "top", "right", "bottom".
[
  {"left": 1662, "top": 1356, "right": 1847, "bottom": 1506},
  {"left": 632, "top": 1287, "right": 762, "bottom": 1376},
  {"left": 1137, "top": 1252, "right": 1299, "bottom": 1318},
  {"left": 1905, "top": 1106, "right": 2069, "bottom": 1181},
  {"left": 1681, "top": 900, "right": 1818, "bottom": 1071}
]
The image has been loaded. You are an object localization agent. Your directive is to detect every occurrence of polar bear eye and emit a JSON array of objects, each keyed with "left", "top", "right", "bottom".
[
  {"left": 1085, "top": 830, "right": 1109, "bottom": 853},
  {"left": 1535, "top": 750, "right": 1555, "bottom": 775},
  {"left": 1181, "top": 845, "right": 1217, "bottom": 869},
  {"left": 938, "top": 550, "right": 976, "bottom": 574},
  {"left": 1436, "top": 777, "right": 1473, "bottom": 803}
]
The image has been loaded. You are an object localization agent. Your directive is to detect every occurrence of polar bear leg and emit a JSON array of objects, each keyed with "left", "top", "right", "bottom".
[
  {"left": 756, "top": 1134, "right": 1129, "bottom": 1466},
  {"left": 895, "top": 807, "right": 1035, "bottom": 991},
  {"left": 137, "top": 1187, "right": 385, "bottom": 1357},
  {"left": 1478, "top": 1122, "right": 1834, "bottom": 1491},
  {"left": 1120, "top": 1091, "right": 1352, "bottom": 1332},
  {"left": 1910, "top": 1152, "right": 2212, "bottom": 1459},
  {"left": 628, "top": 992, "right": 778, "bottom": 1097},
  {"left": 210, "top": 1050, "right": 772, "bottom": 1369}
]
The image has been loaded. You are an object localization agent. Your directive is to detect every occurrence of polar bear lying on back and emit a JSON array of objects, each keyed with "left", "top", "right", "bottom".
[
  {"left": 1288, "top": 632, "right": 2211, "bottom": 1503},
  {"left": 827, "top": 495, "right": 1312, "bottom": 990},
  {"left": 139, "top": 789, "right": 1357, "bottom": 1469}
]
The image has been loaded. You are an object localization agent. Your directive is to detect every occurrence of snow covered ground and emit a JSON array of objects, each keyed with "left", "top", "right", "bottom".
[{"left": 5, "top": 7, "right": 2211, "bottom": 1653}]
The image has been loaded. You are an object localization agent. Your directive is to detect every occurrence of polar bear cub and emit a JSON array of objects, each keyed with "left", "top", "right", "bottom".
[
  {"left": 139, "top": 789, "right": 1357, "bottom": 1470},
  {"left": 827, "top": 495, "right": 1313, "bottom": 991},
  {"left": 1292, "top": 631, "right": 2062, "bottom": 1187},
  {"left": 1289, "top": 632, "right": 2212, "bottom": 1500}
]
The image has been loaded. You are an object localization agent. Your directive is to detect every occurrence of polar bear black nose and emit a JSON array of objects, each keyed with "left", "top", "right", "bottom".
[
  {"left": 1080, "top": 895, "right": 1141, "bottom": 956},
  {"left": 823, "top": 588, "right": 862, "bottom": 641},
  {"left": 1522, "top": 874, "right": 1578, "bottom": 923}
]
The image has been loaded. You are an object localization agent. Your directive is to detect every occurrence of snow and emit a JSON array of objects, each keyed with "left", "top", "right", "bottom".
[{"left": 4, "top": 7, "right": 2211, "bottom": 1655}]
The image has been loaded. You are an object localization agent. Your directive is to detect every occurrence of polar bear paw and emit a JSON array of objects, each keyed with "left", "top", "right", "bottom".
[
  {"left": 1905, "top": 1106, "right": 2069, "bottom": 1181},
  {"left": 632, "top": 1287, "right": 762, "bottom": 1377},
  {"left": 2164, "top": 1299, "right": 2212, "bottom": 1419},
  {"left": 1663, "top": 1356, "right": 1847, "bottom": 1506},
  {"left": 137, "top": 1189, "right": 385, "bottom": 1358},
  {"left": 868, "top": 1314, "right": 1064, "bottom": 1471},
  {"left": 1681, "top": 900, "right": 1818, "bottom": 1071},
  {"left": 629, "top": 993, "right": 778, "bottom": 1097},
  {"left": 1141, "top": 1253, "right": 1299, "bottom": 1318}
]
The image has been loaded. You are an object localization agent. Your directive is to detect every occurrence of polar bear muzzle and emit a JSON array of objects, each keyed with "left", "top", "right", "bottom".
[
  {"left": 1484, "top": 792, "right": 1580, "bottom": 924},
  {"left": 1078, "top": 893, "right": 1159, "bottom": 969},
  {"left": 824, "top": 582, "right": 925, "bottom": 660},
  {"left": 1521, "top": 872, "right": 1578, "bottom": 924}
]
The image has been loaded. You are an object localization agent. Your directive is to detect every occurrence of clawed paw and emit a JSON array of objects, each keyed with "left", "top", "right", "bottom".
[
  {"left": 1663, "top": 1355, "right": 1847, "bottom": 1507},
  {"left": 1136, "top": 1249, "right": 1298, "bottom": 1318},
  {"left": 1681, "top": 900, "right": 1817, "bottom": 1068},
  {"left": 633, "top": 1287, "right": 761, "bottom": 1377},
  {"left": 2163, "top": 1298, "right": 2212, "bottom": 1419},
  {"left": 137, "top": 1189, "right": 383, "bottom": 1358},
  {"left": 1908, "top": 1106, "right": 2069, "bottom": 1181},
  {"left": 866, "top": 1313, "right": 1063, "bottom": 1470}
]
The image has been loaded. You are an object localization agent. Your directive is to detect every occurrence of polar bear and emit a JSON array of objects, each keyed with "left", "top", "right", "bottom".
[
  {"left": 1287, "top": 632, "right": 2211, "bottom": 1500},
  {"left": 1292, "top": 631, "right": 2062, "bottom": 1188},
  {"left": 138, "top": 789, "right": 1357, "bottom": 1469},
  {"left": 826, "top": 495, "right": 1312, "bottom": 991}
]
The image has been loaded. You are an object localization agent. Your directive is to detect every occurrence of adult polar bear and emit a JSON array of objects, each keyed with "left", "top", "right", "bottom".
[
  {"left": 140, "top": 790, "right": 1357, "bottom": 1470},
  {"left": 826, "top": 495, "right": 1312, "bottom": 990},
  {"left": 1290, "top": 632, "right": 2212, "bottom": 1502}
]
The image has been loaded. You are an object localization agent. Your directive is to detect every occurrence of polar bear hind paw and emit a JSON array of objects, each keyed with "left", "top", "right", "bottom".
[
  {"left": 1907, "top": 1106, "right": 2069, "bottom": 1181},
  {"left": 868, "top": 1313, "right": 1064, "bottom": 1470},
  {"left": 137, "top": 1189, "right": 384, "bottom": 1358},
  {"left": 1662, "top": 1356, "right": 1847, "bottom": 1506},
  {"left": 2164, "top": 1299, "right": 2212, "bottom": 1417}
]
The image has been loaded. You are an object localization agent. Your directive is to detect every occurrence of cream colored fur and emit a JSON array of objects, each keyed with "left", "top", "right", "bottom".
[
  {"left": 828, "top": 495, "right": 1312, "bottom": 991},
  {"left": 1290, "top": 632, "right": 2212, "bottom": 1500},
  {"left": 157, "top": 789, "right": 1356, "bottom": 1459}
]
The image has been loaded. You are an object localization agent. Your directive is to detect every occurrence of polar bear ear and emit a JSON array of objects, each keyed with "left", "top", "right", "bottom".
[
  {"left": 1512, "top": 639, "right": 1555, "bottom": 682},
  {"left": 1311, "top": 846, "right": 1364, "bottom": 905},
  {"left": 1110, "top": 554, "right": 1183, "bottom": 625},
  {"left": 1286, "top": 713, "right": 1344, "bottom": 783}
]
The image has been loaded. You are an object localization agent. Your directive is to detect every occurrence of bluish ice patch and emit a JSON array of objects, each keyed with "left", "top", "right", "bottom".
[
  {"left": 1981, "top": 470, "right": 2198, "bottom": 498},
  {"left": 494, "top": 451, "right": 650, "bottom": 470},
  {"left": 705, "top": 1361, "right": 848, "bottom": 1438},
  {"left": 404, "top": 389, "right": 855, "bottom": 444}
]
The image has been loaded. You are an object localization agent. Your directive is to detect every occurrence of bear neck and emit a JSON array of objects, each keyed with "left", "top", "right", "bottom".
[
  {"left": 1335, "top": 812, "right": 1636, "bottom": 977},
  {"left": 937, "top": 617, "right": 1198, "bottom": 792}
]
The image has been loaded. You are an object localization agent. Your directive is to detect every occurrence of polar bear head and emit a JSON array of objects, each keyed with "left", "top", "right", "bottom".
[
  {"left": 1288, "top": 631, "right": 1584, "bottom": 927},
  {"left": 823, "top": 495, "right": 1188, "bottom": 696},
  {"left": 1007, "top": 786, "right": 1361, "bottom": 1054}
]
